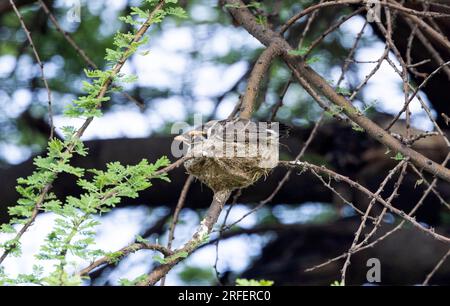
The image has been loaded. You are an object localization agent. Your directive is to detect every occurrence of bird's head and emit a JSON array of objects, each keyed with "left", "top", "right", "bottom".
[{"left": 174, "top": 129, "right": 206, "bottom": 145}]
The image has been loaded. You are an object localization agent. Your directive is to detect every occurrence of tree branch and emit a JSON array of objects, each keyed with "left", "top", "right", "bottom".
[
  {"left": 239, "top": 43, "right": 281, "bottom": 119},
  {"left": 223, "top": 0, "right": 450, "bottom": 183},
  {"left": 138, "top": 189, "right": 232, "bottom": 286}
]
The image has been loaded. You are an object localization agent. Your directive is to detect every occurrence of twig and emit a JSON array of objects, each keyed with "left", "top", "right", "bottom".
[
  {"left": 0, "top": 0, "right": 167, "bottom": 265},
  {"left": 340, "top": 160, "right": 406, "bottom": 284},
  {"left": 224, "top": 0, "right": 450, "bottom": 182},
  {"left": 281, "top": 161, "right": 450, "bottom": 243},
  {"left": 214, "top": 189, "right": 241, "bottom": 285},
  {"left": 422, "top": 248, "right": 450, "bottom": 285},
  {"left": 385, "top": 61, "right": 450, "bottom": 131},
  {"left": 38, "top": 0, "right": 145, "bottom": 109},
  {"left": 223, "top": 113, "right": 325, "bottom": 231},
  {"left": 138, "top": 189, "right": 232, "bottom": 286},
  {"left": 279, "top": 0, "right": 450, "bottom": 34},
  {"left": 10, "top": 0, "right": 54, "bottom": 138},
  {"left": 306, "top": 154, "right": 449, "bottom": 273},
  {"left": 78, "top": 243, "right": 173, "bottom": 277},
  {"left": 160, "top": 174, "right": 194, "bottom": 286}
]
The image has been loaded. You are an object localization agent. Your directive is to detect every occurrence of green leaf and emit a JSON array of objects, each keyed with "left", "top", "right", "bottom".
[
  {"left": 153, "top": 255, "right": 168, "bottom": 264},
  {"left": 331, "top": 280, "right": 345, "bottom": 286},
  {"left": 288, "top": 47, "right": 309, "bottom": 56},
  {"left": 306, "top": 56, "right": 320, "bottom": 64},
  {"left": 118, "top": 274, "right": 147, "bottom": 286},
  {"left": 336, "top": 87, "right": 351, "bottom": 96},
  {"left": 392, "top": 152, "right": 405, "bottom": 161},
  {"left": 0, "top": 224, "right": 16, "bottom": 234},
  {"left": 415, "top": 179, "right": 424, "bottom": 188},
  {"left": 130, "top": 7, "right": 150, "bottom": 19},
  {"left": 165, "top": 7, "right": 187, "bottom": 18},
  {"left": 351, "top": 123, "right": 364, "bottom": 133},
  {"left": 135, "top": 235, "right": 149, "bottom": 244},
  {"left": 236, "top": 278, "right": 274, "bottom": 286}
]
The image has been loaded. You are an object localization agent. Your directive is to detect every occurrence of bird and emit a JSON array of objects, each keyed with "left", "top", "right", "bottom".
[
  {"left": 174, "top": 118, "right": 289, "bottom": 150},
  {"left": 173, "top": 118, "right": 289, "bottom": 191},
  {"left": 174, "top": 117, "right": 289, "bottom": 169}
]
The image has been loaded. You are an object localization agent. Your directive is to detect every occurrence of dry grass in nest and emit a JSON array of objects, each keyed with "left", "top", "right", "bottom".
[
  {"left": 184, "top": 156, "right": 269, "bottom": 192},
  {"left": 181, "top": 130, "right": 278, "bottom": 192}
]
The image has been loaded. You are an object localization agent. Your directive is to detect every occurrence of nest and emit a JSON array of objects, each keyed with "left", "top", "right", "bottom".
[
  {"left": 183, "top": 135, "right": 277, "bottom": 192},
  {"left": 184, "top": 157, "right": 269, "bottom": 192}
]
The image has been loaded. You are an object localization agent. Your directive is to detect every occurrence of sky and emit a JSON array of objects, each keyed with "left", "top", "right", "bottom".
[{"left": 0, "top": 0, "right": 438, "bottom": 285}]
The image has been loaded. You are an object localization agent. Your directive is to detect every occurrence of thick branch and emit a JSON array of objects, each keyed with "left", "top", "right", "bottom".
[
  {"left": 138, "top": 189, "right": 232, "bottom": 286},
  {"left": 224, "top": 0, "right": 450, "bottom": 183},
  {"left": 240, "top": 43, "right": 281, "bottom": 119}
]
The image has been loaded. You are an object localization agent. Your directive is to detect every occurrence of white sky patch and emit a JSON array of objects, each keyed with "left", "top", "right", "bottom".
[
  {"left": 339, "top": 15, "right": 374, "bottom": 40},
  {"left": 193, "top": 62, "right": 247, "bottom": 97},
  {"left": 132, "top": 49, "right": 187, "bottom": 89},
  {"left": 162, "top": 234, "right": 270, "bottom": 285},
  {"left": 193, "top": 98, "right": 215, "bottom": 116},
  {"left": 161, "top": 209, "right": 199, "bottom": 250},
  {"left": 0, "top": 206, "right": 160, "bottom": 281},
  {"left": 53, "top": 110, "right": 153, "bottom": 139},
  {"left": 204, "top": 27, "right": 262, "bottom": 57},
  {"left": 15, "top": 55, "right": 35, "bottom": 82},
  {"left": 0, "top": 55, "right": 16, "bottom": 76},
  {"left": 144, "top": 111, "right": 165, "bottom": 131},
  {"left": 218, "top": 204, "right": 258, "bottom": 229},
  {"left": 283, "top": 84, "right": 307, "bottom": 108},
  {"left": 152, "top": 96, "right": 187, "bottom": 122},
  {"left": 0, "top": 143, "right": 31, "bottom": 164},
  {"left": 42, "top": 62, "right": 60, "bottom": 79},
  {"left": 8, "top": 89, "right": 32, "bottom": 117},
  {"left": 215, "top": 93, "right": 239, "bottom": 119},
  {"left": 273, "top": 203, "right": 334, "bottom": 224},
  {"left": 355, "top": 44, "right": 434, "bottom": 130},
  {"left": 94, "top": 206, "right": 153, "bottom": 252},
  {"left": 108, "top": 250, "right": 154, "bottom": 285},
  {"left": 0, "top": 213, "right": 57, "bottom": 276},
  {"left": 157, "top": 27, "right": 195, "bottom": 51},
  {"left": 115, "top": 61, "right": 135, "bottom": 91},
  {"left": 188, "top": 236, "right": 260, "bottom": 271},
  {"left": 190, "top": 2, "right": 219, "bottom": 22}
]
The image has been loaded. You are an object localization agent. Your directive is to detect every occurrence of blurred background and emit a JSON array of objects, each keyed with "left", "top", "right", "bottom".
[{"left": 0, "top": 0, "right": 449, "bottom": 285}]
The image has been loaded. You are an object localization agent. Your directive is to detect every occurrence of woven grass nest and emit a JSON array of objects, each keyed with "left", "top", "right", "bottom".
[
  {"left": 183, "top": 131, "right": 277, "bottom": 192},
  {"left": 184, "top": 156, "right": 269, "bottom": 192}
]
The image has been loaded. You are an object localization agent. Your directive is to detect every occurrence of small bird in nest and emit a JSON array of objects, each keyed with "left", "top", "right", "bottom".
[
  {"left": 174, "top": 118, "right": 289, "bottom": 192},
  {"left": 174, "top": 118, "right": 289, "bottom": 149}
]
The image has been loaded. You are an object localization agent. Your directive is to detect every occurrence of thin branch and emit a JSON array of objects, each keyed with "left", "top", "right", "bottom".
[
  {"left": 279, "top": 0, "right": 450, "bottom": 34},
  {"left": 306, "top": 154, "right": 450, "bottom": 273},
  {"left": 138, "top": 189, "right": 232, "bottom": 286},
  {"left": 223, "top": 0, "right": 450, "bottom": 182},
  {"left": 10, "top": 0, "right": 54, "bottom": 138},
  {"left": 160, "top": 174, "right": 194, "bottom": 286},
  {"left": 385, "top": 60, "right": 450, "bottom": 131},
  {"left": 78, "top": 243, "right": 173, "bottom": 277},
  {"left": 281, "top": 161, "right": 450, "bottom": 243},
  {"left": 38, "top": 0, "right": 145, "bottom": 109},
  {"left": 340, "top": 160, "right": 406, "bottom": 284},
  {"left": 0, "top": 0, "right": 167, "bottom": 265},
  {"left": 422, "top": 248, "right": 450, "bottom": 285},
  {"left": 223, "top": 113, "right": 325, "bottom": 231},
  {"left": 214, "top": 189, "right": 241, "bottom": 285}
]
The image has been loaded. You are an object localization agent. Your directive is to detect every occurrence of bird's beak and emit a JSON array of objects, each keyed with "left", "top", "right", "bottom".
[
  {"left": 188, "top": 130, "right": 206, "bottom": 137},
  {"left": 174, "top": 135, "right": 185, "bottom": 142}
]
